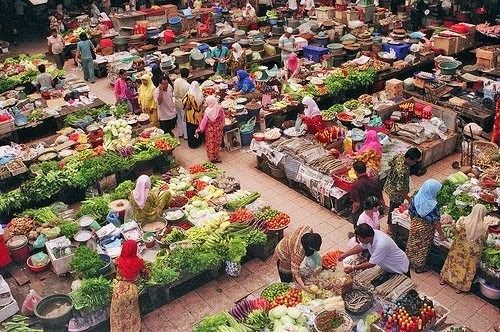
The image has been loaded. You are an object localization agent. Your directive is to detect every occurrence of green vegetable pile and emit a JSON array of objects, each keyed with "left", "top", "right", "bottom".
[
  {"left": 59, "top": 221, "right": 79, "bottom": 238},
  {"left": 324, "top": 69, "right": 376, "bottom": 97},
  {"left": 64, "top": 105, "right": 111, "bottom": 127},
  {"left": 482, "top": 246, "right": 500, "bottom": 270},
  {"left": 70, "top": 277, "right": 112, "bottom": 311},
  {"left": 194, "top": 312, "right": 247, "bottom": 332},
  {"left": 2, "top": 315, "right": 42, "bottom": 332},
  {"left": 69, "top": 246, "right": 105, "bottom": 278},
  {"left": 226, "top": 192, "right": 260, "bottom": 211},
  {"left": 261, "top": 283, "right": 291, "bottom": 301},
  {"left": 112, "top": 102, "right": 130, "bottom": 118}
]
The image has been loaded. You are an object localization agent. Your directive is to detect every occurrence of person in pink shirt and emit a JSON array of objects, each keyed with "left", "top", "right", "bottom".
[
  {"left": 114, "top": 69, "right": 128, "bottom": 103},
  {"left": 196, "top": 95, "right": 225, "bottom": 163},
  {"left": 357, "top": 196, "right": 381, "bottom": 230}
]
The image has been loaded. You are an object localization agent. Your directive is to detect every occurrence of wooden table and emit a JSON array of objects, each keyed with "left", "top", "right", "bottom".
[{"left": 157, "top": 35, "right": 224, "bottom": 54}]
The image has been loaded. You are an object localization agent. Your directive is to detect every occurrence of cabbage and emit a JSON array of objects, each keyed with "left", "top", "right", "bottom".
[
  {"left": 286, "top": 307, "right": 301, "bottom": 320},
  {"left": 269, "top": 305, "right": 287, "bottom": 319},
  {"left": 280, "top": 315, "right": 294, "bottom": 325}
]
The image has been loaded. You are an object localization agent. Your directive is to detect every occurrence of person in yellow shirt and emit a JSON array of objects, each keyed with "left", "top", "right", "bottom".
[{"left": 138, "top": 74, "right": 158, "bottom": 126}]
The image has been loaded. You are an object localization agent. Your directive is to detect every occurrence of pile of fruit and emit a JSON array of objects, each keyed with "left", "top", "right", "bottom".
[
  {"left": 315, "top": 126, "right": 344, "bottom": 145},
  {"left": 229, "top": 208, "right": 254, "bottom": 223},
  {"left": 268, "top": 288, "right": 302, "bottom": 308},
  {"left": 189, "top": 164, "right": 207, "bottom": 174},
  {"left": 266, "top": 212, "right": 291, "bottom": 230},
  {"left": 255, "top": 208, "right": 279, "bottom": 222},
  {"left": 261, "top": 283, "right": 292, "bottom": 302}
]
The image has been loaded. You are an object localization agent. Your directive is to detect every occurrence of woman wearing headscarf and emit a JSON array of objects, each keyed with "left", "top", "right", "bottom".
[
  {"left": 110, "top": 240, "right": 146, "bottom": 332},
  {"left": 183, "top": 81, "right": 205, "bottom": 148},
  {"left": 301, "top": 96, "right": 324, "bottom": 134},
  {"left": 227, "top": 43, "right": 246, "bottom": 77},
  {"left": 138, "top": 74, "right": 158, "bottom": 126},
  {"left": 243, "top": 2, "right": 257, "bottom": 19},
  {"left": 440, "top": 204, "right": 489, "bottom": 293},
  {"left": 235, "top": 70, "right": 256, "bottom": 94},
  {"left": 151, "top": 64, "right": 163, "bottom": 87},
  {"left": 284, "top": 53, "right": 300, "bottom": 80},
  {"left": 406, "top": 179, "right": 445, "bottom": 273},
  {"left": 356, "top": 130, "right": 383, "bottom": 174},
  {"left": 196, "top": 95, "right": 225, "bottom": 163},
  {"left": 275, "top": 225, "right": 322, "bottom": 292},
  {"left": 128, "top": 175, "right": 170, "bottom": 222}
]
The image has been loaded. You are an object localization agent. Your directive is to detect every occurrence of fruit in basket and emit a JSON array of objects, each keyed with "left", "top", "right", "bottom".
[
  {"left": 269, "top": 288, "right": 302, "bottom": 308},
  {"left": 261, "top": 283, "right": 292, "bottom": 302},
  {"left": 266, "top": 212, "right": 290, "bottom": 230},
  {"left": 255, "top": 208, "right": 279, "bottom": 221}
]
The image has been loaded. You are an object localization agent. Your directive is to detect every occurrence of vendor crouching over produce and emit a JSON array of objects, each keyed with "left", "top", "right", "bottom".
[
  {"left": 339, "top": 223, "right": 410, "bottom": 276},
  {"left": 275, "top": 225, "right": 322, "bottom": 292},
  {"left": 129, "top": 174, "right": 170, "bottom": 222},
  {"left": 110, "top": 239, "right": 147, "bottom": 331}
]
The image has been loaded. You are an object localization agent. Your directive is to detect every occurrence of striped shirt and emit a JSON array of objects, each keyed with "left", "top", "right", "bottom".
[{"left": 275, "top": 225, "right": 312, "bottom": 275}]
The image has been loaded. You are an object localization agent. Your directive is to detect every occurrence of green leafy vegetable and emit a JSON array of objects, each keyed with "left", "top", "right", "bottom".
[
  {"left": 69, "top": 246, "right": 105, "bottom": 278},
  {"left": 71, "top": 277, "right": 113, "bottom": 311}
]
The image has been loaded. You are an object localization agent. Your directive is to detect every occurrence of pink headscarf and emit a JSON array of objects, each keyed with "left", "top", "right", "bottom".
[
  {"left": 286, "top": 53, "right": 300, "bottom": 74},
  {"left": 133, "top": 175, "right": 151, "bottom": 209},
  {"left": 302, "top": 96, "right": 321, "bottom": 117},
  {"left": 204, "top": 95, "right": 221, "bottom": 122},
  {"left": 358, "top": 130, "right": 383, "bottom": 156}
]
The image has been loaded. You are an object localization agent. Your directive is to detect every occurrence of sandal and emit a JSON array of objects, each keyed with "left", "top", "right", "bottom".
[
  {"left": 439, "top": 277, "right": 445, "bottom": 285},
  {"left": 414, "top": 266, "right": 430, "bottom": 274}
]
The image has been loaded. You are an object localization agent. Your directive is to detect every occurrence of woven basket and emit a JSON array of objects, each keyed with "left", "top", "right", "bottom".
[{"left": 472, "top": 140, "right": 498, "bottom": 166}]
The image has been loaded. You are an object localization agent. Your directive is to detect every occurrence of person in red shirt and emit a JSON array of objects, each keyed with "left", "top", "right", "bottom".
[
  {"left": 114, "top": 69, "right": 127, "bottom": 103},
  {"left": 349, "top": 160, "right": 384, "bottom": 225}
]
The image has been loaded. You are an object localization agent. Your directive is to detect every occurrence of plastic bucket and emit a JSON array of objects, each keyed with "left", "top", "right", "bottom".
[
  {"left": 240, "top": 129, "right": 254, "bottom": 146},
  {"left": 7, "top": 235, "right": 29, "bottom": 263}
]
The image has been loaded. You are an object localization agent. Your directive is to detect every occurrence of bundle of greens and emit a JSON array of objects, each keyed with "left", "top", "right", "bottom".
[
  {"left": 71, "top": 277, "right": 113, "bottom": 311},
  {"left": 69, "top": 246, "right": 105, "bottom": 278}
]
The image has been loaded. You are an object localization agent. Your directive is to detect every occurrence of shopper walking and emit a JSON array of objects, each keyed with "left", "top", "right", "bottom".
[
  {"left": 440, "top": 204, "right": 488, "bottom": 293},
  {"left": 275, "top": 225, "right": 322, "bottom": 292},
  {"left": 196, "top": 95, "right": 224, "bottom": 163},
  {"left": 114, "top": 69, "right": 127, "bottom": 103},
  {"left": 138, "top": 74, "right": 158, "bottom": 126},
  {"left": 211, "top": 41, "right": 229, "bottom": 76},
  {"left": 383, "top": 147, "right": 422, "bottom": 233},
  {"left": 183, "top": 81, "right": 204, "bottom": 148},
  {"left": 76, "top": 33, "right": 96, "bottom": 83},
  {"left": 125, "top": 77, "right": 140, "bottom": 114},
  {"left": 47, "top": 29, "right": 65, "bottom": 70},
  {"left": 155, "top": 75, "right": 177, "bottom": 136},
  {"left": 174, "top": 68, "right": 190, "bottom": 140},
  {"left": 110, "top": 240, "right": 146, "bottom": 332},
  {"left": 406, "top": 179, "right": 445, "bottom": 273}
]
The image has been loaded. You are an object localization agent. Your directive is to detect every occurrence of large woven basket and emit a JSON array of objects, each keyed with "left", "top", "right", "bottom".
[{"left": 472, "top": 140, "right": 498, "bottom": 167}]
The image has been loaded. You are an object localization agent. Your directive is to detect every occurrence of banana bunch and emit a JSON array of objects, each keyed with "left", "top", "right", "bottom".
[{"left": 203, "top": 232, "right": 226, "bottom": 249}]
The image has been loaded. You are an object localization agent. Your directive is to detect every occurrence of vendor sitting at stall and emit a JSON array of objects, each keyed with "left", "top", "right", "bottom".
[
  {"left": 356, "top": 130, "right": 383, "bottom": 174},
  {"left": 278, "top": 28, "right": 295, "bottom": 64},
  {"left": 235, "top": 69, "right": 256, "bottom": 94},
  {"left": 283, "top": 53, "right": 300, "bottom": 80},
  {"left": 349, "top": 161, "right": 384, "bottom": 224},
  {"left": 35, "top": 64, "right": 54, "bottom": 92},
  {"left": 275, "top": 225, "right": 322, "bottom": 292},
  {"left": 129, "top": 174, "right": 170, "bottom": 222},
  {"left": 227, "top": 43, "right": 246, "bottom": 77},
  {"left": 301, "top": 96, "right": 324, "bottom": 134},
  {"left": 211, "top": 41, "right": 229, "bottom": 76},
  {"left": 243, "top": 2, "right": 257, "bottom": 19},
  {"left": 339, "top": 223, "right": 410, "bottom": 276}
]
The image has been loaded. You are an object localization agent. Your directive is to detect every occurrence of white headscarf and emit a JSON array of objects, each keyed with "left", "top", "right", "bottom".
[
  {"left": 302, "top": 96, "right": 321, "bottom": 117},
  {"left": 204, "top": 95, "right": 220, "bottom": 122},
  {"left": 187, "top": 81, "right": 204, "bottom": 106},
  {"left": 243, "top": 3, "right": 256, "bottom": 17},
  {"left": 460, "top": 204, "right": 489, "bottom": 242},
  {"left": 231, "top": 43, "right": 244, "bottom": 60},
  {"left": 132, "top": 175, "right": 151, "bottom": 209}
]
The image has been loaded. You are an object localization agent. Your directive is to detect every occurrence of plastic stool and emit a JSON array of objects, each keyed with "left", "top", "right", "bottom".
[{"left": 224, "top": 128, "right": 241, "bottom": 151}]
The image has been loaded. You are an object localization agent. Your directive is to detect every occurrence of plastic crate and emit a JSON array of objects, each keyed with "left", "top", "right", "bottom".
[
  {"left": 358, "top": 0, "right": 374, "bottom": 5},
  {"left": 302, "top": 45, "right": 329, "bottom": 62},
  {"left": 0, "top": 276, "right": 18, "bottom": 323}
]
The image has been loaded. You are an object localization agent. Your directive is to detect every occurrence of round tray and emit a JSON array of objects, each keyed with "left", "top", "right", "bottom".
[{"left": 342, "top": 288, "right": 374, "bottom": 316}]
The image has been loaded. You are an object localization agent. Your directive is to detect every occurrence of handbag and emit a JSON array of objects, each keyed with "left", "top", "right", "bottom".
[{"left": 89, "top": 40, "right": 96, "bottom": 60}]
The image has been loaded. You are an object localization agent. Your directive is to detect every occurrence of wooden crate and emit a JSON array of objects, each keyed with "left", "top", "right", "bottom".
[
  {"left": 0, "top": 120, "right": 14, "bottom": 135},
  {"left": 433, "top": 35, "right": 458, "bottom": 55},
  {"left": 316, "top": 6, "right": 335, "bottom": 21}
]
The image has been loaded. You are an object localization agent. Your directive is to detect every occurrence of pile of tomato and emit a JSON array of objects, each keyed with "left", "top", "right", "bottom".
[
  {"left": 269, "top": 289, "right": 302, "bottom": 308},
  {"left": 189, "top": 164, "right": 206, "bottom": 174},
  {"left": 154, "top": 139, "right": 172, "bottom": 152},
  {"left": 266, "top": 212, "right": 290, "bottom": 230},
  {"left": 229, "top": 208, "right": 254, "bottom": 223}
]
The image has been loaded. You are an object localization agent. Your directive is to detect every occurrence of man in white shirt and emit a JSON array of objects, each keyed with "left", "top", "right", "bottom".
[
  {"left": 339, "top": 223, "right": 410, "bottom": 275},
  {"left": 278, "top": 27, "right": 295, "bottom": 64},
  {"left": 155, "top": 75, "right": 177, "bottom": 136},
  {"left": 47, "top": 29, "right": 66, "bottom": 70},
  {"left": 173, "top": 68, "right": 190, "bottom": 140},
  {"left": 35, "top": 64, "right": 54, "bottom": 92}
]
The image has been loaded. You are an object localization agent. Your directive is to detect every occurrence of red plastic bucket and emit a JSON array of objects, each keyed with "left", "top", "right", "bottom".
[{"left": 7, "top": 235, "right": 29, "bottom": 263}]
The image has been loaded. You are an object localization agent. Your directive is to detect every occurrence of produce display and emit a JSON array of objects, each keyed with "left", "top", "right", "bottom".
[{"left": 314, "top": 310, "right": 352, "bottom": 332}]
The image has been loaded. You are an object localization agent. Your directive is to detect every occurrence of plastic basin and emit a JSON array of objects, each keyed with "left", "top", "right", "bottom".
[
  {"left": 98, "top": 254, "right": 112, "bottom": 276},
  {"left": 26, "top": 256, "right": 50, "bottom": 273},
  {"left": 34, "top": 294, "right": 73, "bottom": 329}
]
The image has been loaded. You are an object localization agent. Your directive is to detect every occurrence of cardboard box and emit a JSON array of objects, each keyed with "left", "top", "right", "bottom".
[
  {"left": 335, "top": 10, "right": 344, "bottom": 21},
  {"left": 433, "top": 35, "right": 458, "bottom": 55},
  {"left": 476, "top": 57, "right": 496, "bottom": 70},
  {"left": 344, "top": 10, "right": 359, "bottom": 22},
  {"left": 476, "top": 48, "right": 498, "bottom": 60}
]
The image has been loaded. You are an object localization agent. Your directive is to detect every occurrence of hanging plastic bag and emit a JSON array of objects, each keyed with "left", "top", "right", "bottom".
[{"left": 21, "top": 289, "right": 42, "bottom": 316}]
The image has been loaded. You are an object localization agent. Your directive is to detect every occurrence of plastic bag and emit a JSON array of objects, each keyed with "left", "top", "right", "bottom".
[
  {"left": 21, "top": 289, "right": 42, "bottom": 316},
  {"left": 31, "top": 252, "right": 49, "bottom": 267},
  {"left": 106, "top": 211, "right": 121, "bottom": 227},
  {"left": 32, "top": 234, "right": 47, "bottom": 249}
]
